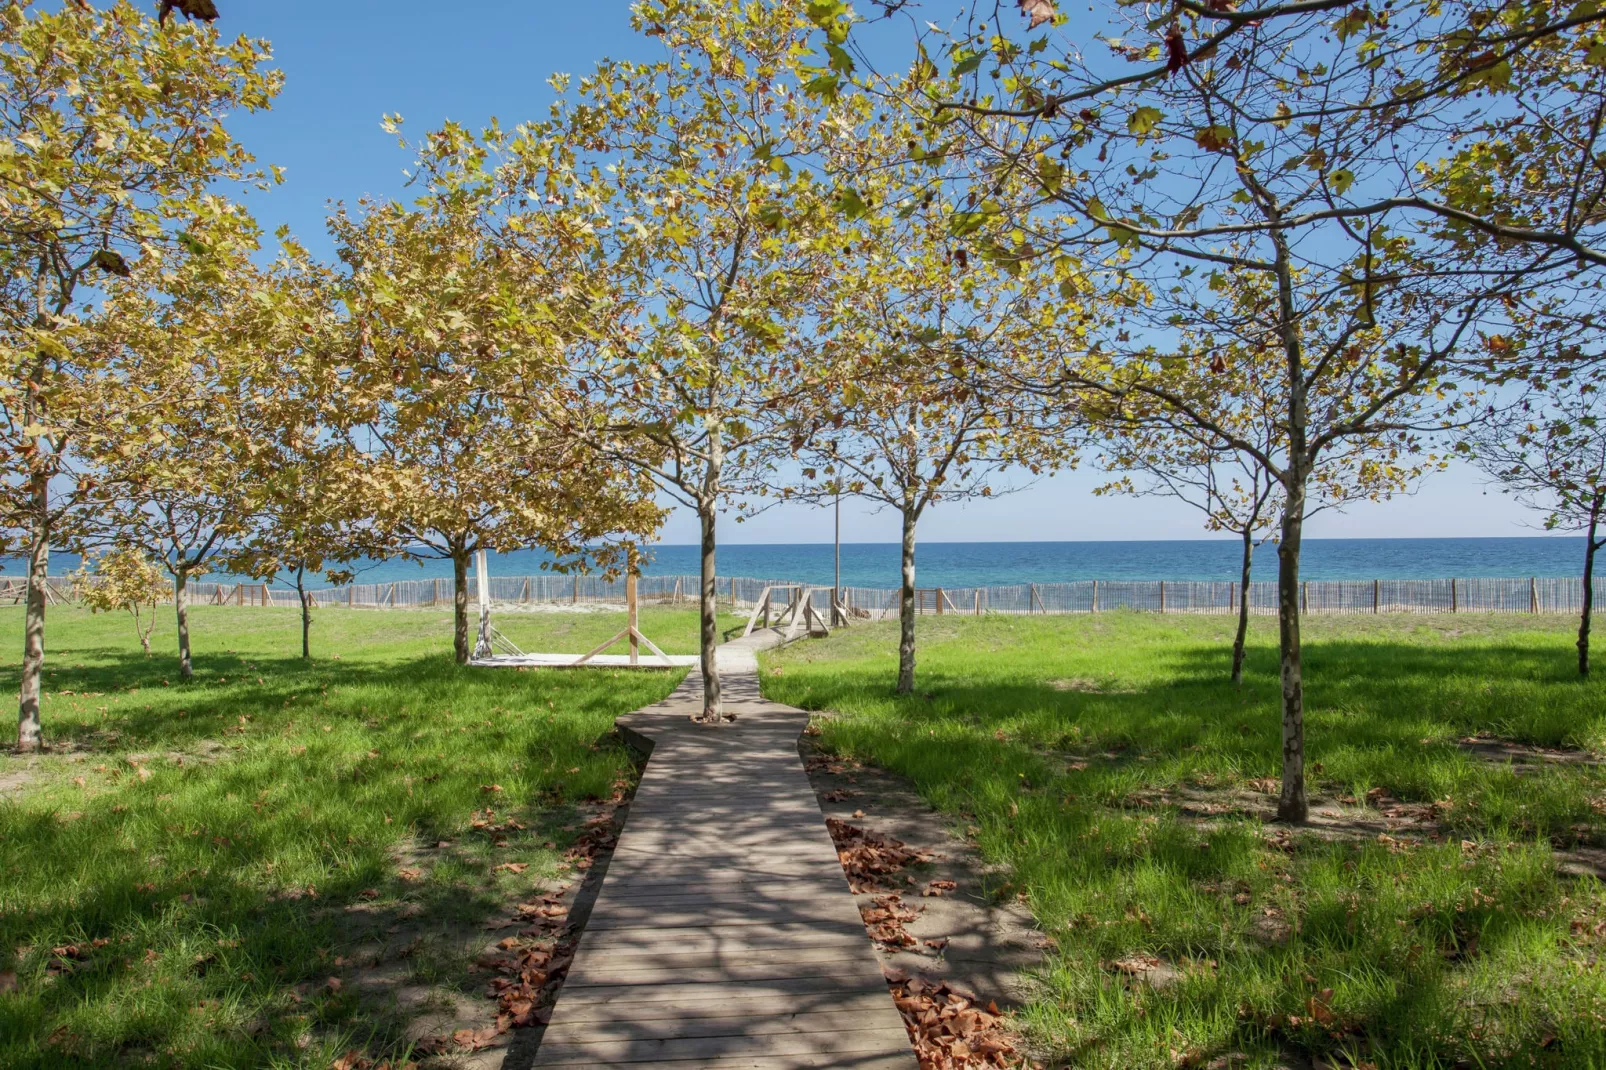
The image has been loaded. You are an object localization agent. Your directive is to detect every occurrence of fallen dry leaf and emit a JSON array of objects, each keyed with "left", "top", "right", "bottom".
[{"left": 1018, "top": 0, "right": 1056, "bottom": 29}]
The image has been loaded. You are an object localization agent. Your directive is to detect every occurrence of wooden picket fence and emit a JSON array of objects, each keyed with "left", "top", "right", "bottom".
[{"left": 9, "top": 573, "right": 1606, "bottom": 618}]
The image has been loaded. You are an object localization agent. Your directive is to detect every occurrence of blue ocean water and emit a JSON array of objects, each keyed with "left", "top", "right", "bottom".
[{"left": 11, "top": 538, "right": 1592, "bottom": 589}]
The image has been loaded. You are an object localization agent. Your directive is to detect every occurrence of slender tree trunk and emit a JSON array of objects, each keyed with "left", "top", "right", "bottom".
[
  {"left": 896, "top": 503, "right": 918, "bottom": 695},
  {"left": 174, "top": 568, "right": 193, "bottom": 680},
  {"left": 1275, "top": 486, "right": 1308, "bottom": 824},
  {"left": 452, "top": 547, "right": 470, "bottom": 666},
  {"left": 1580, "top": 501, "right": 1601, "bottom": 677},
  {"left": 136, "top": 606, "right": 152, "bottom": 655},
  {"left": 17, "top": 489, "right": 49, "bottom": 752},
  {"left": 297, "top": 565, "right": 311, "bottom": 661},
  {"left": 1232, "top": 528, "right": 1254, "bottom": 686},
  {"left": 698, "top": 502, "right": 722, "bottom": 720}
]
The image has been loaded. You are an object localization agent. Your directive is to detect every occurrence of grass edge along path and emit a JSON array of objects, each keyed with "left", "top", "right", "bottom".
[
  {"left": 0, "top": 605, "right": 725, "bottom": 1069},
  {"left": 761, "top": 612, "right": 1606, "bottom": 1070}
]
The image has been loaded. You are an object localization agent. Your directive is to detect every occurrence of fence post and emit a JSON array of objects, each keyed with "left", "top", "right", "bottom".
[
  {"left": 935, "top": 588, "right": 945, "bottom": 616},
  {"left": 974, "top": 589, "right": 981, "bottom": 616},
  {"left": 1029, "top": 583, "right": 1038, "bottom": 613},
  {"left": 263, "top": 583, "right": 270, "bottom": 607},
  {"left": 627, "top": 571, "right": 639, "bottom": 666},
  {"left": 1159, "top": 580, "right": 1166, "bottom": 614},
  {"left": 522, "top": 577, "right": 530, "bottom": 604},
  {"left": 573, "top": 574, "right": 580, "bottom": 604},
  {"left": 1531, "top": 575, "right": 1539, "bottom": 614},
  {"left": 1451, "top": 578, "right": 1458, "bottom": 614},
  {"left": 1301, "top": 581, "right": 1308, "bottom": 614},
  {"left": 347, "top": 585, "right": 353, "bottom": 608},
  {"left": 1092, "top": 579, "right": 1099, "bottom": 615},
  {"left": 1373, "top": 578, "right": 1380, "bottom": 614}
]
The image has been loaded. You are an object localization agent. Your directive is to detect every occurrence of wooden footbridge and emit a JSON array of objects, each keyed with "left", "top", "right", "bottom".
[{"left": 532, "top": 632, "right": 916, "bottom": 1068}]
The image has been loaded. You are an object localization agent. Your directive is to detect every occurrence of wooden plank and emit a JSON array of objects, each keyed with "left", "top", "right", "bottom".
[
  {"left": 542, "top": 990, "right": 894, "bottom": 1024},
  {"left": 534, "top": 1026, "right": 913, "bottom": 1064},
  {"left": 537, "top": 1053, "right": 916, "bottom": 1070},
  {"left": 533, "top": 632, "right": 914, "bottom": 1069}
]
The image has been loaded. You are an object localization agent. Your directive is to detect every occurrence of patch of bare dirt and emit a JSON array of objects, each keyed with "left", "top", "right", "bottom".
[
  {"left": 1456, "top": 734, "right": 1602, "bottom": 769},
  {"left": 332, "top": 774, "right": 635, "bottom": 1070},
  {"left": 1048, "top": 677, "right": 1136, "bottom": 694},
  {"left": 1120, "top": 774, "right": 1606, "bottom": 881},
  {"left": 806, "top": 738, "right": 1048, "bottom": 1069}
]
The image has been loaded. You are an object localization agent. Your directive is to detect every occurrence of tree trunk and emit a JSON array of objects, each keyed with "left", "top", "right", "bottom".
[
  {"left": 174, "top": 568, "right": 193, "bottom": 680},
  {"left": 17, "top": 492, "right": 48, "bottom": 752},
  {"left": 896, "top": 503, "right": 918, "bottom": 695},
  {"left": 297, "top": 565, "right": 311, "bottom": 661},
  {"left": 452, "top": 547, "right": 470, "bottom": 666},
  {"left": 136, "top": 606, "right": 152, "bottom": 655},
  {"left": 1232, "top": 528, "right": 1254, "bottom": 686},
  {"left": 1580, "top": 501, "right": 1601, "bottom": 677},
  {"left": 698, "top": 502, "right": 722, "bottom": 720},
  {"left": 1275, "top": 489, "right": 1308, "bottom": 824}
]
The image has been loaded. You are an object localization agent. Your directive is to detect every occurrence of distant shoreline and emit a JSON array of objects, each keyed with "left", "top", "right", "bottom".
[{"left": 6, "top": 537, "right": 1594, "bottom": 590}]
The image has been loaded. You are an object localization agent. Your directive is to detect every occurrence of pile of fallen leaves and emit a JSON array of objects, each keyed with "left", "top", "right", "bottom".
[
  {"left": 862, "top": 893, "right": 920, "bottom": 950},
  {"left": 827, "top": 817, "right": 933, "bottom": 892},
  {"left": 886, "top": 967, "right": 1024, "bottom": 1069},
  {"left": 405, "top": 805, "right": 624, "bottom": 1062}
]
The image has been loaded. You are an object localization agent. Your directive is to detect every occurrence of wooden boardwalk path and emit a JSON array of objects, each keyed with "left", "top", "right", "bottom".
[{"left": 532, "top": 633, "right": 917, "bottom": 1069}]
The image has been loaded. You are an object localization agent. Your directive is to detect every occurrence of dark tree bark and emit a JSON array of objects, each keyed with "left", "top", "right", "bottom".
[
  {"left": 1232, "top": 527, "right": 1255, "bottom": 686},
  {"left": 174, "top": 568, "right": 193, "bottom": 680},
  {"left": 296, "top": 564, "right": 311, "bottom": 660},
  {"left": 17, "top": 485, "right": 49, "bottom": 752},
  {"left": 896, "top": 502, "right": 918, "bottom": 695},
  {"left": 452, "top": 545, "right": 470, "bottom": 665},
  {"left": 1275, "top": 485, "right": 1308, "bottom": 824},
  {"left": 699, "top": 502, "right": 721, "bottom": 719},
  {"left": 1580, "top": 497, "right": 1602, "bottom": 677}
]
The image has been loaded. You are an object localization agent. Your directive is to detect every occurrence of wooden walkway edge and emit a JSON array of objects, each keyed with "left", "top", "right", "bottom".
[{"left": 531, "top": 632, "right": 917, "bottom": 1069}]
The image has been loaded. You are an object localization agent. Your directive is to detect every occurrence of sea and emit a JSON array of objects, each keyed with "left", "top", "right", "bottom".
[{"left": 9, "top": 538, "right": 1596, "bottom": 590}]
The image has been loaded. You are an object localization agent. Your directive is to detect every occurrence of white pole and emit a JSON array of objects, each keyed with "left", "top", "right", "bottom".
[
  {"left": 473, "top": 549, "right": 493, "bottom": 659},
  {"left": 834, "top": 491, "right": 842, "bottom": 625}
]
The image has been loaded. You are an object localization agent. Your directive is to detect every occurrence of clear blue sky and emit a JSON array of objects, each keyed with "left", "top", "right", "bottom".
[{"left": 216, "top": 0, "right": 1543, "bottom": 546}]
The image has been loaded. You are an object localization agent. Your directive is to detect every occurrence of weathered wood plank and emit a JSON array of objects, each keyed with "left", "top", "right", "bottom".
[
  {"left": 543, "top": 990, "right": 895, "bottom": 1024},
  {"left": 531, "top": 632, "right": 914, "bottom": 1068},
  {"left": 535, "top": 1025, "right": 913, "bottom": 1064}
]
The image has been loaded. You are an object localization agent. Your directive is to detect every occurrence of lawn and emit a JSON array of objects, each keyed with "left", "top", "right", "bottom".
[
  {"left": 763, "top": 612, "right": 1606, "bottom": 1070},
  {"left": 0, "top": 602, "right": 722, "bottom": 1069}
]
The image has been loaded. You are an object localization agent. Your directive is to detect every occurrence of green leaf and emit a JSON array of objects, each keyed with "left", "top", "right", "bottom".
[
  {"left": 951, "top": 51, "right": 984, "bottom": 77},
  {"left": 1127, "top": 106, "right": 1163, "bottom": 136},
  {"left": 833, "top": 187, "right": 869, "bottom": 220},
  {"left": 1328, "top": 168, "right": 1355, "bottom": 195}
]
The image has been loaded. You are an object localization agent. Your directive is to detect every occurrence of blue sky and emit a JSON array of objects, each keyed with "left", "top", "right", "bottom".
[{"left": 213, "top": 0, "right": 1542, "bottom": 545}]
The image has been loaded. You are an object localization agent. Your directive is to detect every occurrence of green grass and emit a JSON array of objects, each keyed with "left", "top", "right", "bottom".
[
  {"left": 763, "top": 612, "right": 1606, "bottom": 1070},
  {"left": 0, "top": 603, "right": 722, "bottom": 1069}
]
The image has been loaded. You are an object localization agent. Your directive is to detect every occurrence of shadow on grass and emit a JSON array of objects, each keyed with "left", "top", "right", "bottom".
[
  {"left": 767, "top": 623, "right": 1606, "bottom": 1068},
  {"left": 0, "top": 648, "right": 671, "bottom": 1068},
  {"left": 3, "top": 650, "right": 683, "bottom": 757}
]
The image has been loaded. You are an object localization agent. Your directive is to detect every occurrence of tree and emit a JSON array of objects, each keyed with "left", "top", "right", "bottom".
[
  {"left": 1096, "top": 431, "right": 1279, "bottom": 686},
  {"left": 813, "top": 0, "right": 1569, "bottom": 822},
  {"left": 0, "top": 0, "right": 278, "bottom": 748},
  {"left": 71, "top": 546, "right": 167, "bottom": 655},
  {"left": 86, "top": 232, "right": 271, "bottom": 680},
  {"left": 1471, "top": 375, "right": 1606, "bottom": 675},
  {"left": 330, "top": 147, "right": 662, "bottom": 665},
  {"left": 225, "top": 244, "right": 370, "bottom": 660},
  {"left": 767, "top": 69, "right": 1087, "bottom": 694},
  {"left": 497, "top": 1, "right": 845, "bottom": 719}
]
